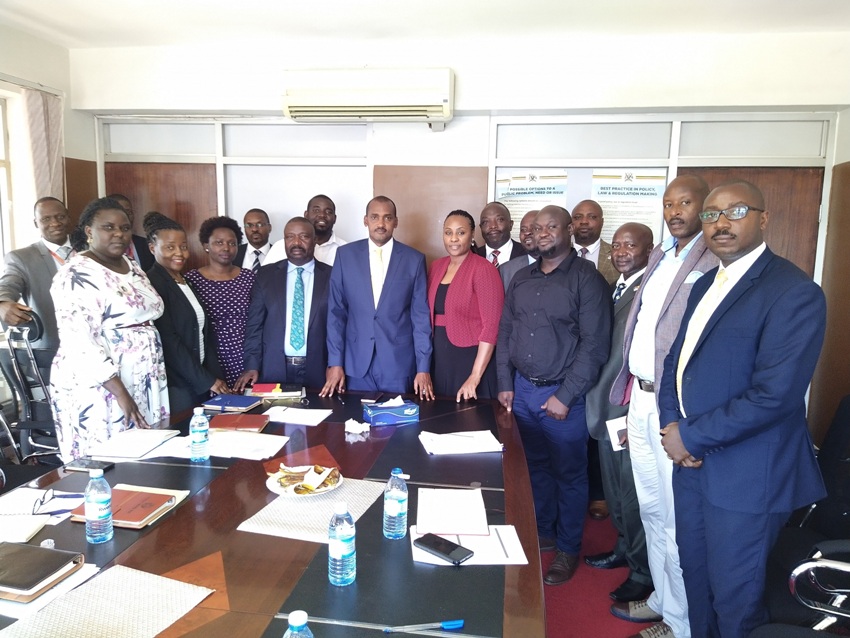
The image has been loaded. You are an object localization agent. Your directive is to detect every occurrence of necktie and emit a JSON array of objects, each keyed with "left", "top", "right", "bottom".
[
  {"left": 371, "top": 247, "right": 384, "bottom": 308},
  {"left": 290, "top": 267, "right": 305, "bottom": 350},
  {"left": 252, "top": 249, "right": 262, "bottom": 273},
  {"left": 490, "top": 249, "right": 500, "bottom": 267},
  {"left": 676, "top": 269, "right": 729, "bottom": 397},
  {"left": 613, "top": 283, "right": 626, "bottom": 303},
  {"left": 57, "top": 246, "right": 71, "bottom": 261},
  {"left": 579, "top": 247, "right": 589, "bottom": 259}
]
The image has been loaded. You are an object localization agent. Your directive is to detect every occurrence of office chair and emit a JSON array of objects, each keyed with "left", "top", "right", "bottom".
[
  {"left": 0, "top": 314, "right": 60, "bottom": 464},
  {"left": 764, "top": 394, "right": 850, "bottom": 629}
]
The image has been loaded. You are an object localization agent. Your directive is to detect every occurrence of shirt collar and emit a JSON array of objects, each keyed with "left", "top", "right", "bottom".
[
  {"left": 487, "top": 238, "right": 513, "bottom": 256},
  {"left": 249, "top": 242, "right": 271, "bottom": 254},
  {"left": 287, "top": 259, "right": 315, "bottom": 274},
  {"left": 575, "top": 237, "right": 601, "bottom": 253},
  {"left": 42, "top": 237, "right": 72, "bottom": 253},
  {"left": 718, "top": 242, "right": 766, "bottom": 280},
  {"left": 368, "top": 237, "right": 394, "bottom": 254},
  {"left": 617, "top": 266, "right": 646, "bottom": 288},
  {"left": 661, "top": 231, "right": 703, "bottom": 260}
]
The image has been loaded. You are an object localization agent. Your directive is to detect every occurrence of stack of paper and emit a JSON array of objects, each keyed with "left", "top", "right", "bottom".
[
  {"left": 262, "top": 406, "right": 332, "bottom": 426},
  {"left": 142, "top": 431, "right": 289, "bottom": 461},
  {"left": 418, "top": 430, "right": 503, "bottom": 455},
  {"left": 416, "top": 487, "right": 489, "bottom": 536},
  {"left": 88, "top": 429, "right": 180, "bottom": 460},
  {"left": 0, "top": 488, "right": 84, "bottom": 542}
]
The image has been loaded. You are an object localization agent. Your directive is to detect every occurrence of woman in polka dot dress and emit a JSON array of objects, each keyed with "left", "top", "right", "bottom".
[{"left": 185, "top": 217, "right": 255, "bottom": 387}]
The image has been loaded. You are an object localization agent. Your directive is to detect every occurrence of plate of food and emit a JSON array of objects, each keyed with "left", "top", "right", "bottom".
[{"left": 266, "top": 464, "right": 344, "bottom": 497}]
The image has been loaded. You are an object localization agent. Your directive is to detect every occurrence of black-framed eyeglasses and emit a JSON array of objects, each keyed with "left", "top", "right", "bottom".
[
  {"left": 32, "top": 489, "right": 84, "bottom": 515},
  {"left": 699, "top": 205, "right": 764, "bottom": 223},
  {"left": 244, "top": 222, "right": 270, "bottom": 230}
]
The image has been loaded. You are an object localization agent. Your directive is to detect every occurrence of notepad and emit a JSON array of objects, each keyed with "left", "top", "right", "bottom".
[
  {"left": 69, "top": 484, "right": 188, "bottom": 529},
  {"left": 0, "top": 542, "right": 85, "bottom": 603},
  {"left": 416, "top": 487, "right": 489, "bottom": 536},
  {"left": 418, "top": 430, "right": 503, "bottom": 455},
  {"left": 88, "top": 428, "right": 180, "bottom": 459},
  {"left": 210, "top": 413, "right": 270, "bottom": 432}
]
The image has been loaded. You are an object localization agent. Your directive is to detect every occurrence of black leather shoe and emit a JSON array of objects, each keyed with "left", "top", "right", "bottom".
[
  {"left": 584, "top": 551, "right": 627, "bottom": 569},
  {"left": 609, "top": 577, "right": 654, "bottom": 602},
  {"left": 544, "top": 550, "right": 579, "bottom": 585}
]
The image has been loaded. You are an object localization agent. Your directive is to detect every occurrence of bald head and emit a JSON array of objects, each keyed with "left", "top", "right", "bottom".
[{"left": 611, "top": 222, "right": 653, "bottom": 279}]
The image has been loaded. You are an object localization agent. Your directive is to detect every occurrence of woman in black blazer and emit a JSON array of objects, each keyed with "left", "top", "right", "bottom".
[{"left": 144, "top": 212, "right": 228, "bottom": 414}]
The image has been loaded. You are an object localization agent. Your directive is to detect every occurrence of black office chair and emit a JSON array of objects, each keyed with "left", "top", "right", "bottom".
[
  {"left": 0, "top": 314, "right": 60, "bottom": 465},
  {"left": 764, "top": 395, "right": 850, "bottom": 629}
]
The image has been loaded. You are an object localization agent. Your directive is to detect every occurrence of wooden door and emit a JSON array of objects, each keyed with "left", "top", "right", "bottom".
[{"left": 104, "top": 163, "right": 217, "bottom": 272}]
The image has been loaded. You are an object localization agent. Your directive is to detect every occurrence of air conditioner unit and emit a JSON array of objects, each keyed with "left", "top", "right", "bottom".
[{"left": 282, "top": 68, "right": 454, "bottom": 127}]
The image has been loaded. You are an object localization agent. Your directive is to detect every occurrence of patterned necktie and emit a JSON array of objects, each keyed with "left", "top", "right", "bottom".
[
  {"left": 57, "top": 246, "right": 71, "bottom": 261},
  {"left": 579, "top": 247, "right": 589, "bottom": 259},
  {"left": 490, "top": 249, "right": 500, "bottom": 267},
  {"left": 613, "top": 283, "right": 626, "bottom": 303},
  {"left": 676, "top": 269, "right": 729, "bottom": 396},
  {"left": 252, "top": 249, "right": 262, "bottom": 273},
  {"left": 290, "top": 267, "right": 305, "bottom": 350}
]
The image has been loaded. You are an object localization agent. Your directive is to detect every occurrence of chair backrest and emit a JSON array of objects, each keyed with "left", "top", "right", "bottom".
[
  {"left": 2, "top": 326, "right": 52, "bottom": 422},
  {"left": 810, "top": 394, "right": 850, "bottom": 538}
]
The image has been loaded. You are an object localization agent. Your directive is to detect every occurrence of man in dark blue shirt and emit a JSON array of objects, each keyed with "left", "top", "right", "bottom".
[{"left": 497, "top": 204, "right": 612, "bottom": 586}]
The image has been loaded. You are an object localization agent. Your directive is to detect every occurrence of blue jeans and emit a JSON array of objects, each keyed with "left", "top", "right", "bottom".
[{"left": 512, "top": 372, "right": 588, "bottom": 554}]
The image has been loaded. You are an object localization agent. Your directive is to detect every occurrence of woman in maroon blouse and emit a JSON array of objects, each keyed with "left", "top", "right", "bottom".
[{"left": 427, "top": 210, "right": 505, "bottom": 401}]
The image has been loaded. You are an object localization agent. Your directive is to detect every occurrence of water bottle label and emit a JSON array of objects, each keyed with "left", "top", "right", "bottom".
[
  {"left": 85, "top": 499, "right": 111, "bottom": 520},
  {"left": 328, "top": 537, "right": 354, "bottom": 559},
  {"left": 384, "top": 495, "right": 407, "bottom": 516}
]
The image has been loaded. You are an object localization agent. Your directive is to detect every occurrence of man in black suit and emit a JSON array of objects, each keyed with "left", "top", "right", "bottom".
[
  {"left": 0, "top": 197, "right": 73, "bottom": 366},
  {"left": 584, "top": 222, "right": 655, "bottom": 604},
  {"left": 108, "top": 194, "right": 155, "bottom": 271},
  {"left": 235, "top": 208, "right": 273, "bottom": 272},
  {"left": 475, "top": 201, "right": 525, "bottom": 267},
  {"left": 234, "top": 217, "right": 331, "bottom": 390},
  {"left": 500, "top": 209, "right": 539, "bottom": 292}
]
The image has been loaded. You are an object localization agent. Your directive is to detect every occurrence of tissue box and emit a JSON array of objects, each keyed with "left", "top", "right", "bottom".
[{"left": 363, "top": 400, "right": 420, "bottom": 426}]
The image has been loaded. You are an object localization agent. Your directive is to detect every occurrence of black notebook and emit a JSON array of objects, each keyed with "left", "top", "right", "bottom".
[{"left": 0, "top": 542, "right": 85, "bottom": 602}]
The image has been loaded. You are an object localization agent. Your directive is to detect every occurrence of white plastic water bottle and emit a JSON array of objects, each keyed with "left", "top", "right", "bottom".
[
  {"left": 328, "top": 501, "right": 356, "bottom": 586},
  {"left": 84, "top": 468, "right": 113, "bottom": 544},
  {"left": 383, "top": 467, "right": 408, "bottom": 539},
  {"left": 282, "top": 610, "right": 314, "bottom": 638},
  {"left": 189, "top": 407, "right": 210, "bottom": 462}
]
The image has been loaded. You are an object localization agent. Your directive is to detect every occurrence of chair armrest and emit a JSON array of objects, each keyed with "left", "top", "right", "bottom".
[{"left": 790, "top": 557, "right": 850, "bottom": 619}]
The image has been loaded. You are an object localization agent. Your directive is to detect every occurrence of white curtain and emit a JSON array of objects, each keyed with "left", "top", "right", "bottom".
[{"left": 22, "top": 88, "right": 64, "bottom": 200}]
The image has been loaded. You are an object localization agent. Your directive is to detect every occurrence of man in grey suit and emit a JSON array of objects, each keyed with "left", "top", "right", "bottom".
[
  {"left": 0, "top": 197, "right": 73, "bottom": 360},
  {"left": 608, "top": 175, "right": 717, "bottom": 638},
  {"left": 500, "top": 209, "right": 539, "bottom": 292},
  {"left": 584, "top": 223, "right": 654, "bottom": 604}
]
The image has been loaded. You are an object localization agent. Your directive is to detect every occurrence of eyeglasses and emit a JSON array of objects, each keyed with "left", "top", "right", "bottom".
[
  {"left": 32, "top": 489, "right": 84, "bottom": 515},
  {"left": 244, "top": 222, "right": 270, "bottom": 230},
  {"left": 699, "top": 205, "right": 764, "bottom": 223}
]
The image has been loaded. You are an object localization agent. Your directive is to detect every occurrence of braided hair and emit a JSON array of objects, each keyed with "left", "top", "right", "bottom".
[{"left": 143, "top": 211, "right": 184, "bottom": 243}]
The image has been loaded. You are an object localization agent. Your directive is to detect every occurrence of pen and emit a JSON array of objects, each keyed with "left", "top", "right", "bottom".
[
  {"left": 383, "top": 619, "right": 464, "bottom": 633},
  {"left": 336, "top": 394, "right": 345, "bottom": 405}
]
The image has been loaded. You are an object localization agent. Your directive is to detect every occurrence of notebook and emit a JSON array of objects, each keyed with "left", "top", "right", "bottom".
[
  {"left": 70, "top": 488, "right": 177, "bottom": 529},
  {"left": 0, "top": 542, "right": 85, "bottom": 603},
  {"left": 202, "top": 394, "right": 262, "bottom": 412},
  {"left": 209, "top": 413, "right": 270, "bottom": 432}
]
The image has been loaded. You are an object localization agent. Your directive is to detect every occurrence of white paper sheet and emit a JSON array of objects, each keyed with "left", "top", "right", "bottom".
[
  {"left": 142, "top": 431, "right": 289, "bottom": 461},
  {"left": 237, "top": 478, "right": 384, "bottom": 543},
  {"left": 0, "top": 488, "right": 84, "bottom": 540},
  {"left": 0, "top": 565, "right": 213, "bottom": 637},
  {"left": 410, "top": 525, "right": 528, "bottom": 566},
  {"left": 418, "top": 430, "right": 503, "bottom": 455},
  {"left": 606, "top": 416, "right": 628, "bottom": 451},
  {"left": 416, "top": 487, "right": 489, "bottom": 536},
  {"left": 0, "top": 564, "right": 100, "bottom": 619},
  {"left": 88, "top": 429, "right": 180, "bottom": 459},
  {"left": 262, "top": 406, "right": 332, "bottom": 426}
]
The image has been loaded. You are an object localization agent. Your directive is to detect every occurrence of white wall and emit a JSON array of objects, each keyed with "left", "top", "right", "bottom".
[
  {"left": 835, "top": 108, "right": 850, "bottom": 165},
  {"left": 70, "top": 32, "right": 850, "bottom": 114}
]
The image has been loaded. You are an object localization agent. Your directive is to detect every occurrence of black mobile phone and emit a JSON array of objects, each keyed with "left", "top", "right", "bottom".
[
  {"left": 413, "top": 533, "right": 474, "bottom": 566},
  {"left": 65, "top": 458, "right": 115, "bottom": 473}
]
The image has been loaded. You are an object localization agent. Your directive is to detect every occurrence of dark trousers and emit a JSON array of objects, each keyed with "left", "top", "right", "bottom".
[
  {"left": 285, "top": 360, "right": 307, "bottom": 385},
  {"left": 346, "top": 353, "right": 411, "bottom": 395},
  {"left": 674, "top": 466, "right": 789, "bottom": 638},
  {"left": 598, "top": 433, "right": 652, "bottom": 585},
  {"left": 512, "top": 373, "right": 588, "bottom": 554}
]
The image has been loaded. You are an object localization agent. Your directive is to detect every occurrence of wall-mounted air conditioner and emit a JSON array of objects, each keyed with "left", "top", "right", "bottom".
[{"left": 282, "top": 68, "right": 454, "bottom": 128}]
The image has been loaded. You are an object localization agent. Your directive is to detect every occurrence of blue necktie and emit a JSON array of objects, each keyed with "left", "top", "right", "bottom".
[
  {"left": 252, "top": 249, "right": 262, "bottom": 273},
  {"left": 290, "top": 267, "right": 305, "bottom": 350}
]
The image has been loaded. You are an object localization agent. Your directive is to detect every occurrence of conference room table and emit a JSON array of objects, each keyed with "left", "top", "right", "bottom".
[{"left": 2, "top": 393, "right": 545, "bottom": 637}]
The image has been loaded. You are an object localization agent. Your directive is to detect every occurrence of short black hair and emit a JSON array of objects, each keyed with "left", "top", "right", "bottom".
[
  {"left": 198, "top": 216, "right": 243, "bottom": 245},
  {"left": 70, "top": 197, "right": 129, "bottom": 252},
  {"left": 244, "top": 208, "right": 270, "bottom": 223},
  {"left": 33, "top": 196, "right": 65, "bottom": 215}
]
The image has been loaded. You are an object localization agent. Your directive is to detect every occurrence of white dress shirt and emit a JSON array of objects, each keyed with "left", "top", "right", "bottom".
[
  {"left": 485, "top": 238, "right": 513, "bottom": 267},
  {"left": 575, "top": 237, "right": 602, "bottom": 268},
  {"left": 241, "top": 242, "right": 272, "bottom": 270},
  {"left": 42, "top": 238, "right": 74, "bottom": 267}
]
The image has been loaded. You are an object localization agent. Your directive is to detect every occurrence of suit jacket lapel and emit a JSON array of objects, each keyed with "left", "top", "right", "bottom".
[
  {"left": 615, "top": 275, "right": 643, "bottom": 318},
  {"left": 308, "top": 262, "right": 326, "bottom": 330},
  {"left": 376, "top": 241, "right": 401, "bottom": 311},
  {"left": 274, "top": 260, "right": 290, "bottom": 329},
  {"left": 659, "top": 236, "right": 707, "bottom": 319},
  {"left": 34, "top": 242, "right": 58, "bottom": 278}
]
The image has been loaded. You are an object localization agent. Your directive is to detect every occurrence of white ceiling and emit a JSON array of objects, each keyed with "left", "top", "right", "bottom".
[{"left": 1, "top": 0, "right": 850, "bottom": 49}]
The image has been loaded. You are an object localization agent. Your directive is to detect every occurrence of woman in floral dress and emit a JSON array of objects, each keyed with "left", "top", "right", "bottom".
[
  {"left": 50, "top": 197, "right": 169, "bottom": 461},
  {"left": 185, "top": 217, "right": 255, "bottom": 387}
]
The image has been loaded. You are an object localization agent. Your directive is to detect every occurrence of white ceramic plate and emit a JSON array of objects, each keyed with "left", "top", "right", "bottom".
[{"left": 265, "top": 466, "right": 344, "bottom": 497}]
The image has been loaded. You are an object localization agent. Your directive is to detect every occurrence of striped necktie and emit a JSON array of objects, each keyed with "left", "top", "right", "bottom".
[
  {"left": 490, "top": 249, "right": 500, "bottom": 267},
  {"left": 613, "top": 283, "right": 626, "bottom": 303},
  {"left": 252, "top": 249, "right": 262, "bottom": 273},
  {"left": 579, "top": 247, "right": 589, "bottom": 259}
]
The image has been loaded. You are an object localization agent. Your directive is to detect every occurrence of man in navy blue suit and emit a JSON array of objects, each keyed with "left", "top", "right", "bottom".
[
  {"left": 234, "top": 217, "right": 331, "bottom": 390},
  {"left": 321, "top": 196, "right": 434, "bottom": 399},
  {"left": 659, "top": 180, "right": 827, "bottom": 638}
]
